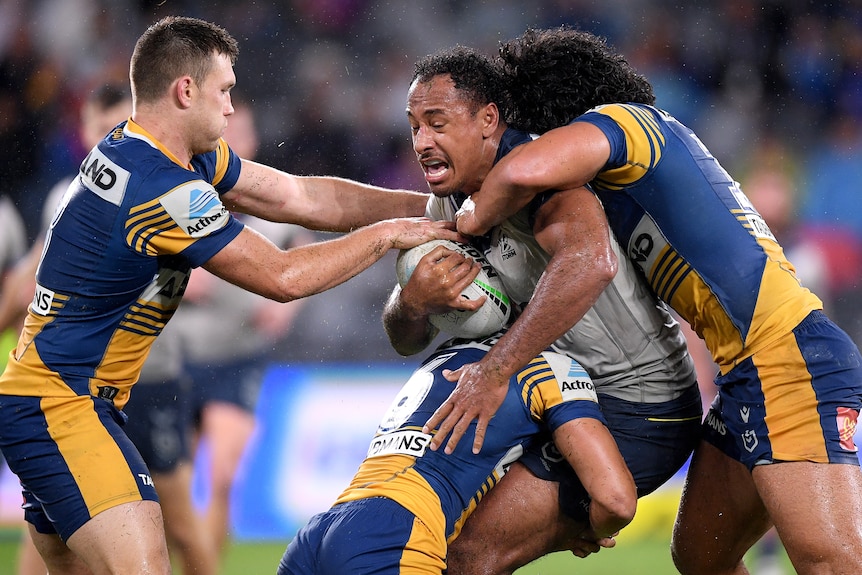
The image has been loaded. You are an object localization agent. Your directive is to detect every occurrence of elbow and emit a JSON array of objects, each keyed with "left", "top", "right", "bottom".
[
  {"left": 595, "top": 246, "right": 618, "bottom": 288},
  {"left": 592, "top": 489, "right": 637, "bottom": 535}
]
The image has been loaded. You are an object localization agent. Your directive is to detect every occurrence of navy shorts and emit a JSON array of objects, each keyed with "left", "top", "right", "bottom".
[
  {"left": 187, "top": 356, "right": 266, "bottom": 422},
  {"left": 0, "top": 394, "right": 158, "bottom": 541},
  {"left": 122, "top": 378, "right": 192, "bottom": 473},
  {"left": 520, "top": 384, "right": 702, "bottom": 521},
  {"left": 278, "top": 497, "right": 446, "bottom": 575},
  {"left": 703, "top": 311, "right": 862, "bottom": 469}
]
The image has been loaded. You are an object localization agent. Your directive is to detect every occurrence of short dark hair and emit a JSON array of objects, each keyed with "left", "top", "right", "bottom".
[
  {"left": 498, "top": 27, "right": 655, "bottom": 133},
  {"left": 131, "top": 16, "right": 239, "bottom": 103},
  {"left": 88, "top": 83, "right": 130, "bottom": 110},
  {"left": 412, "top": 46, "right": 510, "bottom": 118}
]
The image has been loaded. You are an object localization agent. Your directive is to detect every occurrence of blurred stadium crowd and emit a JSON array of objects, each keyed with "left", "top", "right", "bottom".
[{"left": 1, "top": 0, "right": 861, "bottom": 361}]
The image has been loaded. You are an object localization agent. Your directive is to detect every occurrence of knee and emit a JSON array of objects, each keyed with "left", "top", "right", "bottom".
[{"left": 670, "top": 532, "right": 728, "bottom": 575}]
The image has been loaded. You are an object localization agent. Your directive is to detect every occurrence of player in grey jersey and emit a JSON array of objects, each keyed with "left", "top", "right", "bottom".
[{"left": 382, "top": 46, "right": 702, "bottom": 572}]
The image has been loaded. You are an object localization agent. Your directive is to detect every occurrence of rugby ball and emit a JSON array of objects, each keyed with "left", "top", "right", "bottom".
[{"left": 395, "top": 239, "right": 511, "bottom": 339}]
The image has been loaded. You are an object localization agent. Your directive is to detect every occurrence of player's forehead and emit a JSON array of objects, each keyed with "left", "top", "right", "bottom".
[
  {"left": 406, "top": 75, "right": 472, "bottom": 120},
  {"left": 204, "top": 52, "right": 236, "bottom": 89}
]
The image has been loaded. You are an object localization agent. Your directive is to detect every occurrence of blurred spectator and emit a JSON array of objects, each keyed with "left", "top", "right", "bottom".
[
  {"left": 0, "top": 0, "right": 858, "bottom": 363},
  {"left": 799, "top": 113, "right": 862, "bottom": 343},
  {"left": 170, "top": 96, "right": 314, "bottom": 563}
]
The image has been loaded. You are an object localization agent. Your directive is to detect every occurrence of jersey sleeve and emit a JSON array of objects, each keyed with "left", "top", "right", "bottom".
[
  {"left": 125, "top": 142, "right": 245, "bottom": 268},
  {"left": 574, "top": 104, "right": 666, "bottom": 187},
  {"left": 191, "top": 138, "right": 242, "bottom": 193},
  {"left": 521, "top": 351, "right": 606, "bottom": 433}
]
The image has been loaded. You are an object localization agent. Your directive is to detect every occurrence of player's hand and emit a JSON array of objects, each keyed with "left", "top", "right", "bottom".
[
  {"left": 568, "top": 529, "right": 617, "bottom": 558},
  {"left": 422, "top": 359, "right": 509, "bottom": 454},
  {"left": 454, "top": 196, "right": 487, "bottom": 236},
  {"left": 400, "top": 245, "right": 485, "bottom": 316},
  {"left": 383, "top": 218, "right": 464, "bottom": 250}
]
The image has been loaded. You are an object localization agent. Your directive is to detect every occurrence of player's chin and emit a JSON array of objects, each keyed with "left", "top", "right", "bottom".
[{"left": 427, "top": 180, "right": 457, "bottom": 198}]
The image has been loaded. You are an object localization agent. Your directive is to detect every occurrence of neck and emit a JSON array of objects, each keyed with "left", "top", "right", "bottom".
[{"left": 131, "top": 104, "right": 192, "bottom": 166}]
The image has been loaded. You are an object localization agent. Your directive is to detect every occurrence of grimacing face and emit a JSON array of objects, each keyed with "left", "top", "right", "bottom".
[{"left": 406, "top": 74, "right": 497, "bottom": 197}]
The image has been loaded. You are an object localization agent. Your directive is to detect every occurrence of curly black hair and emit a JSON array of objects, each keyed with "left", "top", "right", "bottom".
[
  {"left": 498, "top": 27, "right": 655, "bottom": 133},
  {"left": 412, "top": 46, "right": 510, "bottom": 118}
]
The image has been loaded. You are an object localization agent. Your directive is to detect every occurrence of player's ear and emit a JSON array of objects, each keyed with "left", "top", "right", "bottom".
[
  {"left": 481, "top": 102, "right": 500, "bottom": 137},
  {"left": 175, "top": 76, "right": 195, "bottom": 109}
]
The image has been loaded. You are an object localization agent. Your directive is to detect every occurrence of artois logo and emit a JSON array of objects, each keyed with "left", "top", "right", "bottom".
[{"left": 836, "top": 406, "right": 859, "bottom": 452}]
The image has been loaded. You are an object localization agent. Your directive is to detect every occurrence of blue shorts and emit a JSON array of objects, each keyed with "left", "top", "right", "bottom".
[
  {"left": 703, "top": 311, "right": 862, "bottom": 469},
  {"left": 122, "top": 378, "right": 192, "bottom": 473},
  {"left": 278, "top": 497, "right": 446, "bottom": 575},
  {"left": 187, "top": 356, "right": 266, "bottom": 421},
  {"left": 0, "top": 394, "right": 158, "bottom": 541},
  {"left": 520, "top": 384, "right": 702, "bottom": 521}
]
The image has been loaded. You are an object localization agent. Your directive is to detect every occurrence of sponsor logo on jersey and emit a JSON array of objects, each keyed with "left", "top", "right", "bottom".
[
  {"left": 31, "top": 283, "right": 55, "bottom": 316},
  {"left": 497, "top": 235, "right": 517, "bottom": 261},
  {"left": 837, "top": 406, "right": 859, "bottom": 452},
  {"left": 367, "top": 429, "right": 431, "bottom": 458},
  {"left": 704, "top": 410, "right": 727, "bottom": 435},
  {"left": 744, "top": 213, "right": 777, "bottom": 242},
  {"left": 97, "top": 386, "right": 120, "bottom": 403},
  {"left": 628, "top": 216, "right": 666, "bottom": 275},
  {"left": 79, "top": 148, "right": 130, "bottom": 206},
  {"left": 560, "top": 378, "right": 595, "bottom": 398},
  {"left": 160, "top": 182, "right": 229, "bottom": 238},
  {"left": 543, "top": 352, "right": 598, "bottom": 402}
]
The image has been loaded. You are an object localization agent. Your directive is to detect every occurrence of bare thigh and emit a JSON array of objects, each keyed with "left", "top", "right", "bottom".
[
  {"left": 199, "top": 401, "right": 255, "bottom": 484},
  {"left": 671, "top": 440, "right": 770, "bottom": 575},
  {"left": 28, "top": 526, "right": 89, "bottom": 575},
  {"left": 755, "top": 460, "right": 862, "bottom": 575},
  {"left": 447, "top": 462, "right": 583, "bottom": 575},
  {"left": 64, "top": 500, "right": 172, "bottom": 575}
]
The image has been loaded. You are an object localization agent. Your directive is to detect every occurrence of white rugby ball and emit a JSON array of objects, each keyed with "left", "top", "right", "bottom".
[{"left": 395, "top": 239, "right": 511, "bottom": 339}]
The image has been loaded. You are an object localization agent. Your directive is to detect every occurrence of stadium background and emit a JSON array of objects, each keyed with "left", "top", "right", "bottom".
[{"left": 1, "top": 0, "right": 861, "bottom": 572}]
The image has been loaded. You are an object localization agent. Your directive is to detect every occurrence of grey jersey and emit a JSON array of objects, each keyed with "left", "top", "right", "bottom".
[
  {"left": 169, "top": 215, "right": 308, "bottom": 364},
  {"left": 427, "top": 195, "right": 696, "bottom": 403}
]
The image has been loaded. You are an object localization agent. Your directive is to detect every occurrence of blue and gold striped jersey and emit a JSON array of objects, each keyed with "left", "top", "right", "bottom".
[
  {"left": 334, "top": 336, "right": 601, "bottom": 546},
  {"left": 0, "top": 119, "right": 244, "bottom": 407},
  {"left": 575, "top": 103, "right": 822, "bottom": 370}
]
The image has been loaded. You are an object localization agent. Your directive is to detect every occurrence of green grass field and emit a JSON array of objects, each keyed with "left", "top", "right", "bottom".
[
  {"left": 0, "top": 485, "right": 794, "bottom": 574},
  {"left": 0, "top": 530, "right": 677, "bottom": 574},
  {"left": 0, "top": 525, "right": 794, "bottom": 575}
]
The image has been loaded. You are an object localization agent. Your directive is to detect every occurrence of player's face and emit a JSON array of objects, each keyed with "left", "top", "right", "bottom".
[
  {"left": 407, "top": 75, "right": 496, "bottom": 197},
  {"left": 190, "top": 52, "right": 236, "bottom": 155},
  {"left": 81, "top": 100, "right": 131, "bottom": 149}
]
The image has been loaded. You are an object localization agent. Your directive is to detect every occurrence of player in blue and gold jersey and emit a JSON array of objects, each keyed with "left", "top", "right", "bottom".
[
  {"left": 0, "top": 16, "right": 460, "bottom": 575},
  {"left": 389, "top": 46, "right": 701, "bottom": 574},
  {"left": 278, "top": 332, "right": 636, "bottom": 574},
  {"left": 451, "top": 27, "right": 862, "bottom": 575}
]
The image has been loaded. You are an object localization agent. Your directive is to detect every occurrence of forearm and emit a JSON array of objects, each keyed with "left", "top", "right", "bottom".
[
  {"left": 479, "top": 252, "right": 610, "bottom": 385},
  {"left": 225, "top": 160, "right": 428, "bottom": 232},
  {"left": 204, "top": 223, "right": 393, "bottom": 303},
  {"left": 295, "top": 175, "right": 428, "bottom": 231},
  {"left": 553, "top": 419, "right": 636, "bottom": 539},
  {"left": 382, "top": 285, "right": 439, "bottom": 356}
]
